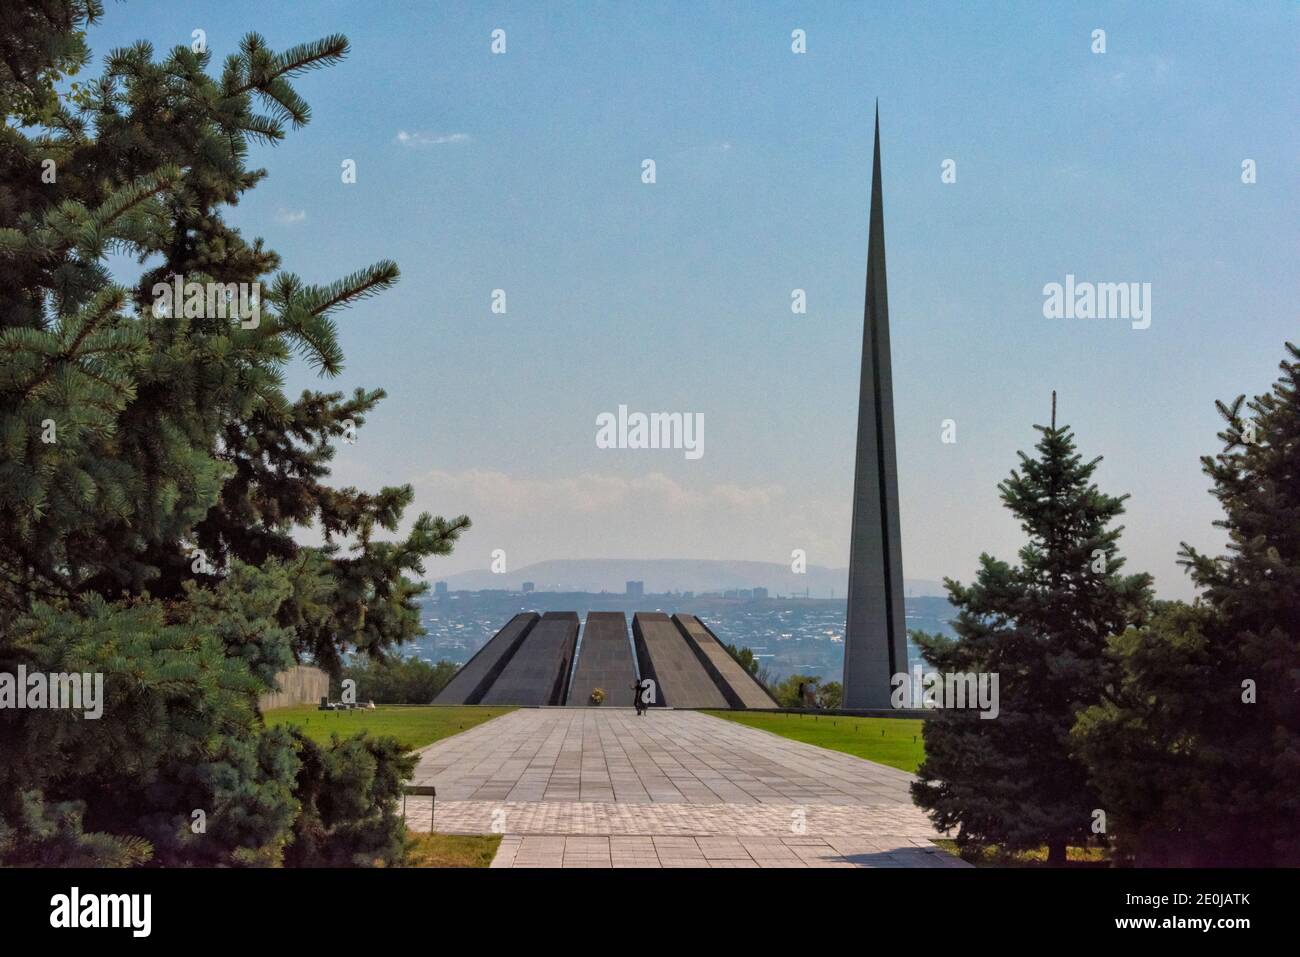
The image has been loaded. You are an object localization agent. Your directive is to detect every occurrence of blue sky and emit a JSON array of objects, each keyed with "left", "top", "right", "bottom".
[{"left": 92, "top": 2, "right": 1298, "bottom": 598}]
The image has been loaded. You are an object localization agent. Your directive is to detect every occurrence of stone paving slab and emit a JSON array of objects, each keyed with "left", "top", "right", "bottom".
[
  {"left": 484, "top": 834, "right": 964, "bottom": 869},
  {"left": 408, "top": 708, "right": 966, "bottom": 869},
  {"left": 406, "top": 799, "right": 938, "bottom": 838}
]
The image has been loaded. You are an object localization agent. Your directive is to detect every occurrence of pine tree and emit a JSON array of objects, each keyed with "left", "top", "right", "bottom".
[
  {"left": 1074, "top": 343, "right": 1300, "bottom": 865},
  {"left": 0, "top": 3, "right": 466, "bottom": 865},
  {"left": 911, "top": 420, "right": 1152, "bottom": 864}
]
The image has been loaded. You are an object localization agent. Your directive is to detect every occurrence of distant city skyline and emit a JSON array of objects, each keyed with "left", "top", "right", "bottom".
[
  {"left": 409, "top": 582, "right": 954, "bottom": 681},
  {"left": 93, "top": 2, "right": 1300, "bottom": 600},
  {"left": 428, "top": 557, "right": 947, "bottom": 598},
  {"left": 433, "top": 584, "right": 802, "bottom": 600}
]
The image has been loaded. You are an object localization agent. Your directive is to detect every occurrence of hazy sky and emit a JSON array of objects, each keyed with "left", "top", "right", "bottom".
[{"left": 94, "top": 2, "right": 1298, "bottom": 598}]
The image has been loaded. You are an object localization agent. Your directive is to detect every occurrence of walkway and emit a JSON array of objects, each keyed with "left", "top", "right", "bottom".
[{"left": 405, "top": 708, "right": 965, "bottom": 868}]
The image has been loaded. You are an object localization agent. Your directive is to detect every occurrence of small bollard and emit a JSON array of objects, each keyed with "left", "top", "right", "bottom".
[{"left": 403, "top": 784, "right": 437, "bottom": 827}]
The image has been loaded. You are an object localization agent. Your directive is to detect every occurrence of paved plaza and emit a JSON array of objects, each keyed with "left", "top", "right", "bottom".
[{"left": 406, "top": 708, "right": 966, "bottom": 868}]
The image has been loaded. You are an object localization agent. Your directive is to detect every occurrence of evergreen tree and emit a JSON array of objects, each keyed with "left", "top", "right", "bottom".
[
  {"left": 911, "top": 421, "right": 1152, "bottom": 864},
  {"left": 724, "top": 642, "right": 759, "bottom": 677},
  {"left": 770, "top": 672, "right": 823, "bottom": 708},
  {"left": 1074, "top": 343, "right": 1300, "bottom": 866},
  {"left": 0, "top": 3, "right": 466, "bottom": 865},
  {"left": 341, "top": 655, "right": 460, "bottom": 704},
  {"left": 817, "top": 681, "right": 842, "bottom": 710},
  {"left": 284, "top": 732, "right": 415, "bottom": 868}
]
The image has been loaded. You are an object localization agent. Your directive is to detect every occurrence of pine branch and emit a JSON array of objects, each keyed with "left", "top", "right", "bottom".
[
  {"left": 231, "top": 34, "right": 349, "bottom": 96},
  {"left": 12, "top": 286, "right": 128, "bottom": 398},
  {"left": 302, "top": 260, "right": 400, "bottom": 317},
  {"left": 268, "top": 35, "right": 351, "bottom": 79},
  {"left": 271, "top": 305, "right": 344, "bottom": 377},
  {"left": 71, "top": 167, "right": 181, "bottom": 259},
  {"left": 257, "top": 76, "right": 311, "bottom": 128},
  {"left": 233, "top": 113, "right": 285, "bottom": 143}
]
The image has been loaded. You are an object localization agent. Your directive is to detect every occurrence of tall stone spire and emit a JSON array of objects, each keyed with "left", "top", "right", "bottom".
[{"left": 842, "top": 104, "right": 907, "bottom": 710}]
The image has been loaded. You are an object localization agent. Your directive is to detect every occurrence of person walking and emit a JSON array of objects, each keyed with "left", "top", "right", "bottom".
[{"left": 631, "top": 679, "right": 644, "bottom": 716}]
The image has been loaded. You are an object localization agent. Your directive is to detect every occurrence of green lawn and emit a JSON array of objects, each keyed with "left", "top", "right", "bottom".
[
  {"left": 403, "top": 832, "right": 501, "bottom": 868},
  {"left": 933, "top": 839, "right": 1112, "bottom": 868},
  {"left": 701, "top": 711, "right": 926, "bottom": 772},
  {"left": 264, "top": 704, "right": 513, "bottom": 751}
]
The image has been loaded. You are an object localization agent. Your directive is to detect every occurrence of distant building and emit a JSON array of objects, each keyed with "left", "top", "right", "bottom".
[
  {"left": 752, "top": 587, "right": 768, "bottom": 600},
  {"left": 626, "top": 580, "right": 644, "bottom": 598},
  {"left": 521, "top": 581, "right": 535, "bottom": 593},
  {"left": 434, "top": 581, "right": 448, "bottom": 597}
]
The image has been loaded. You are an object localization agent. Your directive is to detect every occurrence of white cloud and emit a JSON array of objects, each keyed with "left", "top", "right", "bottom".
[
  {"left": 395, "top": 130, "right": 472, "bottom": 147},
  {"left": 393, "top": 467, "right": 849, "bottom": 576},
  {"left": 411, "top": 468, "right": 783, "bottom": 515},
  {"left": 274, "top": 208, "right": 306, "bottom": 225}
]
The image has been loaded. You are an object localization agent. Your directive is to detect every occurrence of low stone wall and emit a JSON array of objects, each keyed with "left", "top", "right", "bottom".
[{"left": 259, "top": 664, "right": 329, "bottom": 711}]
